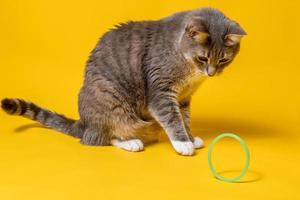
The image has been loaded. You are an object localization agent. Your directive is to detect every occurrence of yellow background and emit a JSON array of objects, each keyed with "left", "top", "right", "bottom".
[{"left": 0, "top": 0, "right": 299, "bottom": 199}]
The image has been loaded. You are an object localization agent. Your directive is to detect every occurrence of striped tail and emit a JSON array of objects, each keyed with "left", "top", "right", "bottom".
[{"left": 1, "top": 98, "right": 84, "bottom": 138}]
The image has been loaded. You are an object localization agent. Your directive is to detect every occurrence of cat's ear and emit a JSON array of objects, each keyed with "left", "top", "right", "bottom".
[
  {"left": 185, "top": 17, "right": 209, "bottom": 44},
  {"left": 225, "top": 21, "right": 247, "bottom": 46}
]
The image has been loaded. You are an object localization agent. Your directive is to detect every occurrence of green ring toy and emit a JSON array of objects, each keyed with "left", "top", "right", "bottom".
[{"left": 208, "top": 133, "right": 250, "bottom": 183}]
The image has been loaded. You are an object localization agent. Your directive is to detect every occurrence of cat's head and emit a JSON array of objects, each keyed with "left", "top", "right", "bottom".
[{"left": 180, "top": 8, "right": 246, "bottom": 76}]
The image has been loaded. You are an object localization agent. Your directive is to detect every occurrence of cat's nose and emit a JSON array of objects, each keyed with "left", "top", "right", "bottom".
[{"left": 206, "top": 65, "right": 217, "bottom": 76}]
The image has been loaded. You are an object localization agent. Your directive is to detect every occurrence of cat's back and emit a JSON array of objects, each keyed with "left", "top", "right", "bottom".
[
  {"left": 91, "top": 21, "right": 152, "bottom": 69},
  {"left": 83, "top": 21, "right": 156, "bottom": 113},
  {"left": 85, "top": 21, "right": 155, "bottom": 88}
]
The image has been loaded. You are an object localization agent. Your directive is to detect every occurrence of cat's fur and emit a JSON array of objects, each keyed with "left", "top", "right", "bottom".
[{"left": 1, "top": 8, "right": 246, "bottom": 156}]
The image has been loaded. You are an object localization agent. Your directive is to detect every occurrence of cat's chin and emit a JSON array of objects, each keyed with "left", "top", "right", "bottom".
[
  {"left": 199, "top": 71, "right": 211, "bottom": 77},
  {"left": 201, "top": 71, "right": 224, "bottom": 77}
]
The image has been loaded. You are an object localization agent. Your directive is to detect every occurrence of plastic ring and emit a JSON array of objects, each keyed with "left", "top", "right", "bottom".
[{"left": 208, "top": 133, "right": 250, "bottom": 183}]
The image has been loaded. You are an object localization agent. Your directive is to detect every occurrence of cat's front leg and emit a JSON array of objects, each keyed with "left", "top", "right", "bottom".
[
  {"left": 180, "top": 100, "right": 204, "bottom": 149},
  {"left": 148, "top": 91, "right": 194, "bottom": 156}
]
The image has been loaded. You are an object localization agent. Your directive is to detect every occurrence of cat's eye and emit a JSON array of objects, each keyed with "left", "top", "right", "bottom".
[
  {"left": 197, "top": 56, "right": 208, "bottom": 63},
  {"left": 218, "top": 58, "right": 230, "bottom": 64}
]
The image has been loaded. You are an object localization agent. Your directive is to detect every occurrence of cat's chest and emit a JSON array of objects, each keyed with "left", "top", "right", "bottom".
[{"left": 177, "top": 71, "right": 207, "bottom": 101}]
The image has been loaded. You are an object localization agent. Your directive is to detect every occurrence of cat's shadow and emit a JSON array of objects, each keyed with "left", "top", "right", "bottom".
[
  {"left": 156, "top": 116, "right": 283, "bottom": 143},
  {"left": 13, "top": 118, "right": 276, "bottom": 149},
  {"left": 15, "top": 118, "right": 275, "bottom": 141},
  {"left": 14, "top": 116, "right": 282, "bottom": 140},
  {"left": 14, "top": 123, "right": 46, "bottom": 132},
  {"left": 190, "top": 116, "right": 281, "bottom": 140}
]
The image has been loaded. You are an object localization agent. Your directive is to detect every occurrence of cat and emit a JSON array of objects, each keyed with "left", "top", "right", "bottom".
[{"left": 1, "top": 7, "right": 246, "bottom": 156}]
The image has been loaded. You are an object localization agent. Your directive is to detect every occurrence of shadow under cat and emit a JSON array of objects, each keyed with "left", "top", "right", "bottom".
[
  {"left": 14, "top": 115, "right": 283, "bottom": 140},
  {"left": 157, "top": 115, "right": 287, "bottom": 143}
]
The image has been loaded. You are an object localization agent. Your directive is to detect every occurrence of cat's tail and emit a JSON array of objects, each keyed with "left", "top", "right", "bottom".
[{"left": 1, "top": 98, "right": 84, "bottom": 138}]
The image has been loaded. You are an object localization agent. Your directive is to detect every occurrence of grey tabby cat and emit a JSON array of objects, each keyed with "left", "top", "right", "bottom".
[{"left": 1, "top": 8, "right": 246, "bottom": 156}]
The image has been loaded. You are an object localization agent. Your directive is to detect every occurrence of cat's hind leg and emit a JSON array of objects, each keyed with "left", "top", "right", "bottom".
[
  {"left": 110, "top": 120, "right": 161, "bottom": 152},
  {"left": 80, "top": 125, "right": 111, "bottom": 146},
  {"left": 109, "top": 120, "right": 152, "bottom": 152},
  {"left": 111, "top": 139, "right": 144, "bottom": 152}
]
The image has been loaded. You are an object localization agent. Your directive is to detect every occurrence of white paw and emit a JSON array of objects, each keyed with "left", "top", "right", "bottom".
[
  {"left": 111, "top": 139, "right": 144, "bottom": 152},
  {"left": 193, "top": 137, "right": 204, "bottom": 149},
  {"left": 171, "top": 141, "right": 194, "bottom": 156}
]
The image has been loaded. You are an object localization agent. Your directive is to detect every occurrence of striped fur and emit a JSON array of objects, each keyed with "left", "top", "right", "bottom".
[
  {"left": 1, "top": 98, "right": 83, "bottom": 138},
  {"left": 1, "top": 8, "right": 245, "bottom": 155}
]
